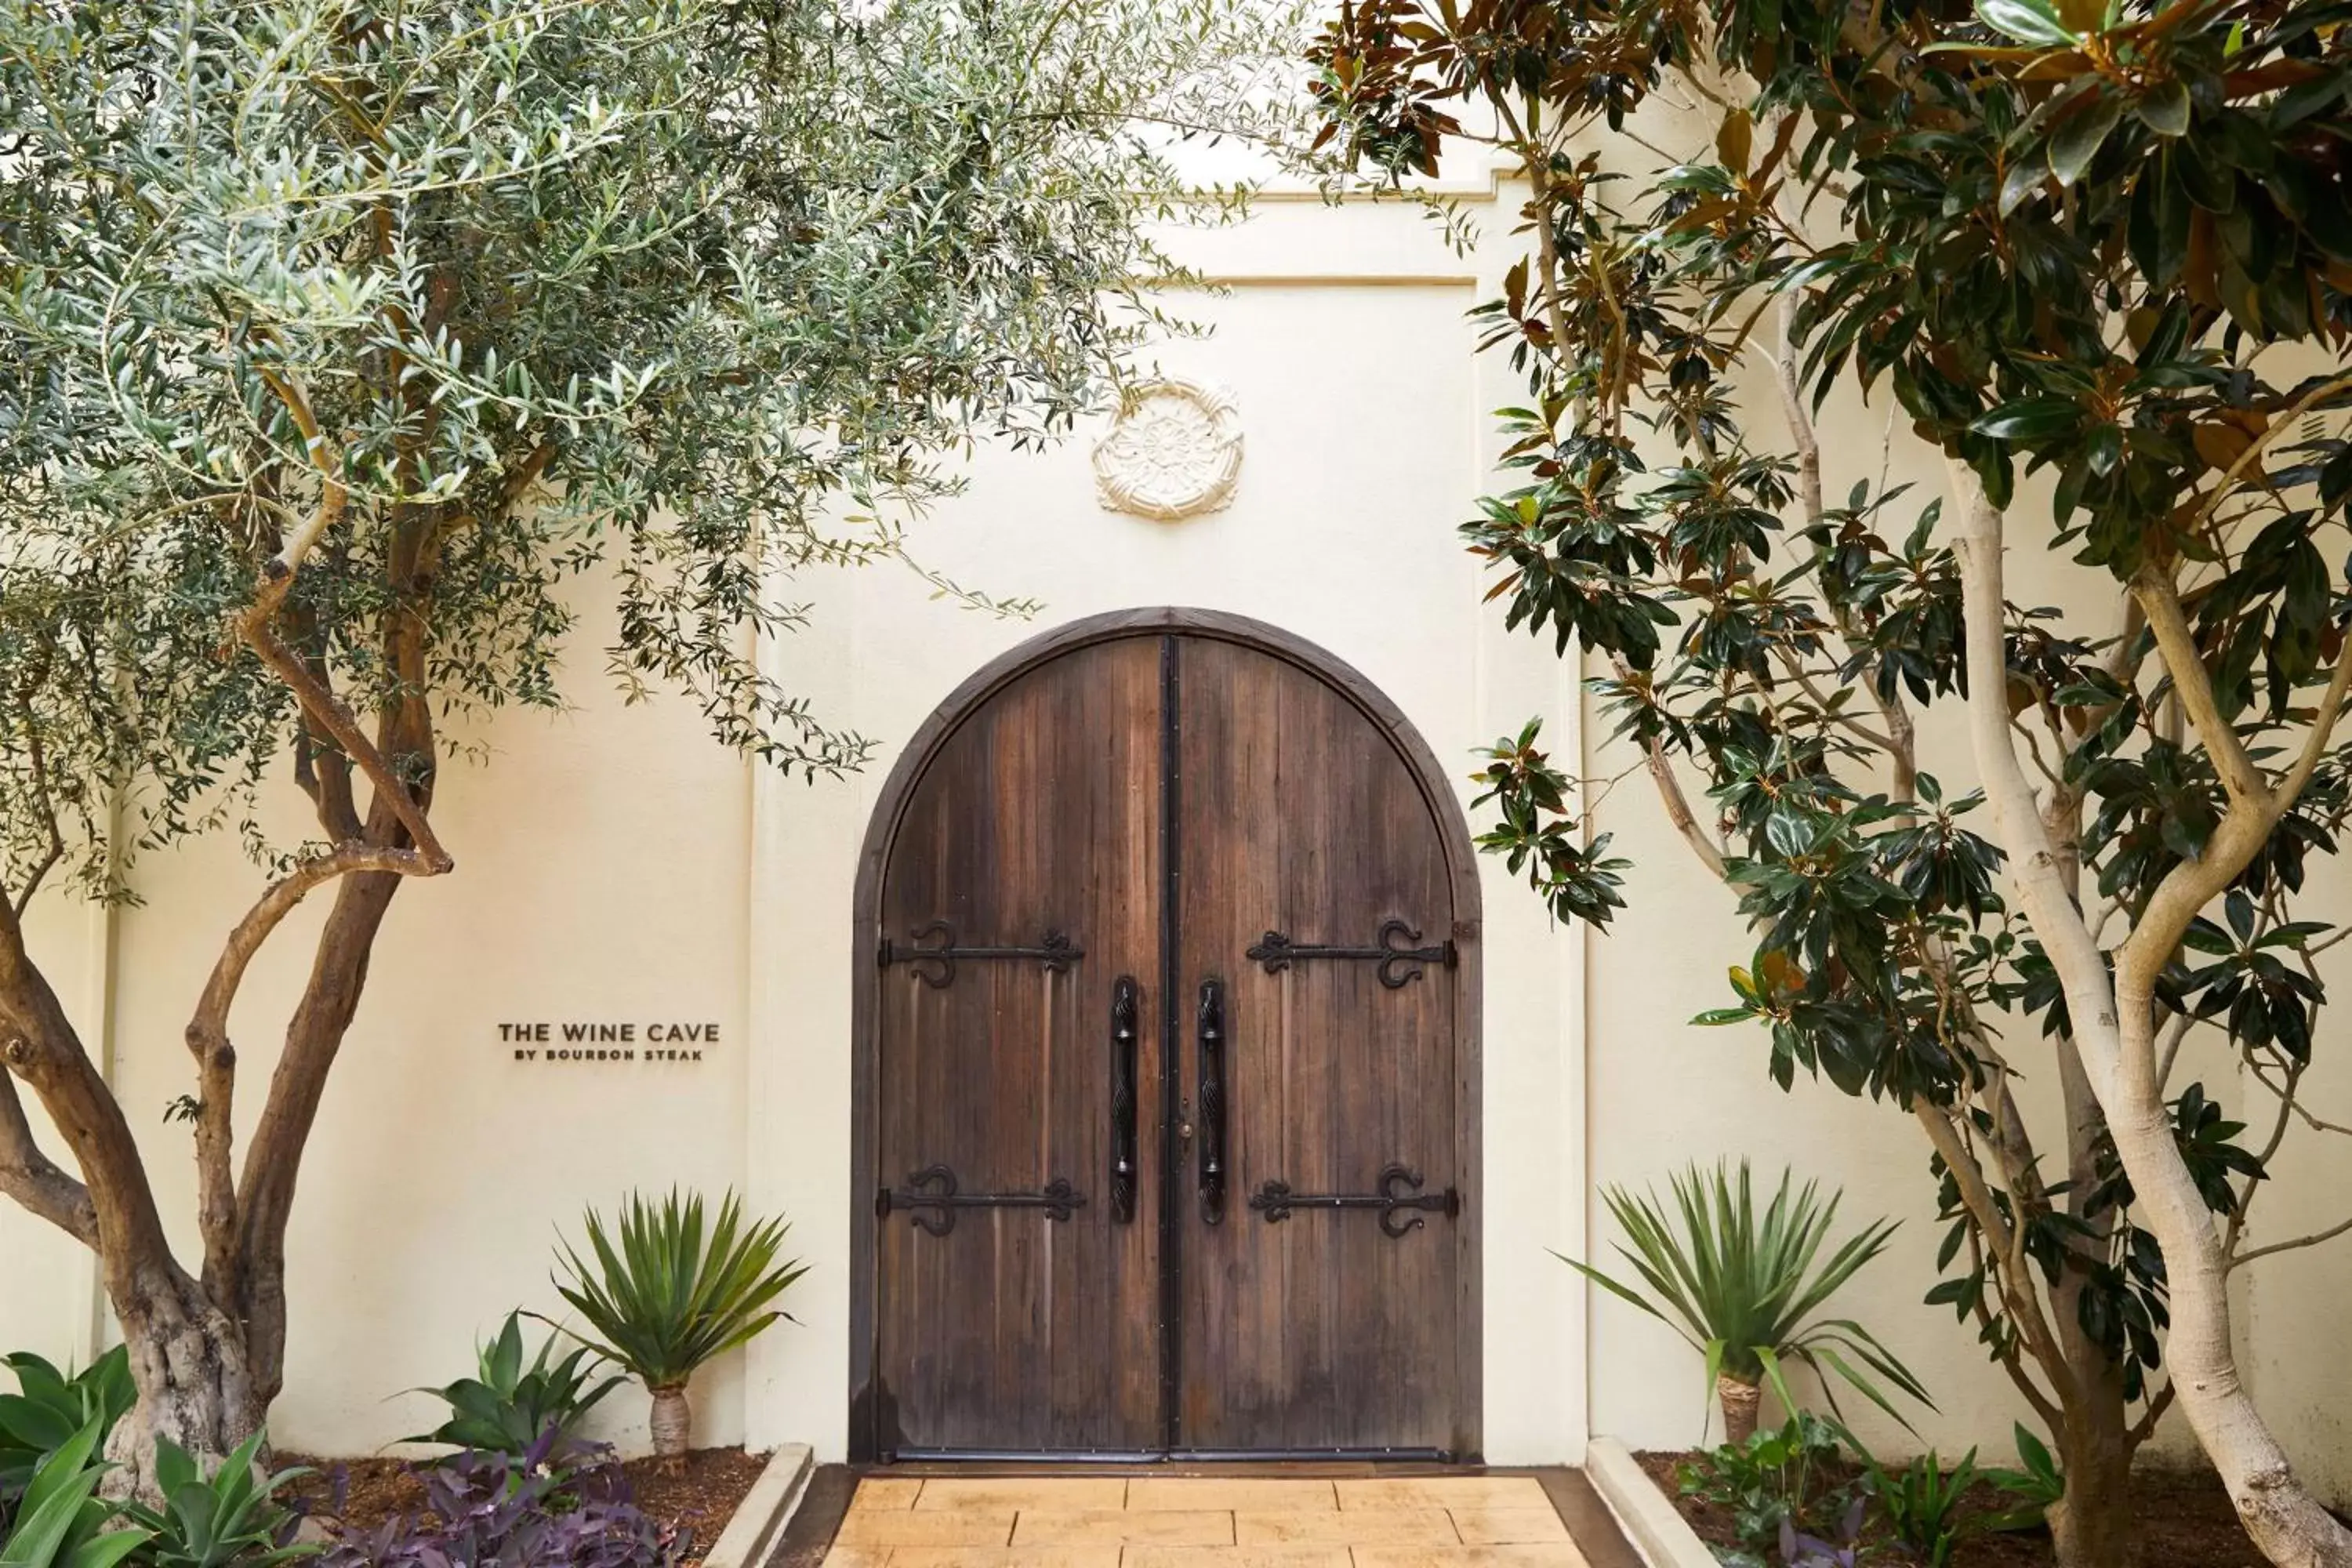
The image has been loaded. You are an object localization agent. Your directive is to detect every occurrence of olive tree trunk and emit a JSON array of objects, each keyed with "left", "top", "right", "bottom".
[{"left": 102, "top": 1265, "right": 263, "bottom": 1499}]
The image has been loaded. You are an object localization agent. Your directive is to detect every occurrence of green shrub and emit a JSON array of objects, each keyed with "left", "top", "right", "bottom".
[
  {"left": 1675, "top": 1412, "right": 1852, "bottom": 1553},
  {"left": 1860, "top": 1447, "right": 1980, "bottom": 1567},
  {"left": 1559, "top": 1161, "right": 1929, "bottom": 1442},
  {"left": 0, "top": 1418, "right": 150, "bottom": 1568},
  {"left": 406, "top": 1313, "right": 622, "bottom": 1459},
  {"left": 112, "top": 1431, "right": 310, "bottom": 1568},
  {"left": 2, "top": 1349, "right": 136, "bottom": 1521}
]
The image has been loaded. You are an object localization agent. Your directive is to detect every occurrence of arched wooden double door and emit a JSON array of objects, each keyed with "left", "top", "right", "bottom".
[{"left": 850, "top": 611, "right": 1479, "bottom": 1461}]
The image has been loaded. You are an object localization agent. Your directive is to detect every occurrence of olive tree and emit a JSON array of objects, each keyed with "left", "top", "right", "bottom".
[
  {"left": 1310, "top": 2, "right": 2351, "bottom": 1564},
  {"left": 0, "top": 0, "right": 1290, "bottom": 1492}
]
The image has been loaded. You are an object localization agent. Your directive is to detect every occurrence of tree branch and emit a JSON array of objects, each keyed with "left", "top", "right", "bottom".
[
  {"left": 1610, "top": 657, "right": 1730, "bottom": 879},
  {"left": 2188, "top": 372, "right": 2352, "bottom": 539},
  {"left": 1915, "top": 1102, "right": 2067, "bottom": 1425},
  {"left": 9, "top": 672, "right": 68, "bottom": 920},
  {"left": 0, "top": 895, "right": 174, "bottom": 1275},
  {"left": 1946, "top": 461, "right": 2121, "bottom": 1076},
  {"left": 2231, "top": 1212, "right": 2352, "bottom": 1272},
  {"left": 0, "top": 1041, "right": 96, "bottom": 1247},
  {"left": 2115, "top": 630, "right": 2352, "bottom": 993},
  {"left": 186, "top": 840, "right": 441, "bottom": 1293},
  {"left": 239, "top": 372, "right": 449, "bottom": 871},
  {"left": 1777, "top": 298, "right": 1824, "bottom": 527},
  {"left": 2132, "top": 567, "right": 2264, "bottom": 805},
  {"left": 238, "top": 621, "right": 450, "bottom": 873}
]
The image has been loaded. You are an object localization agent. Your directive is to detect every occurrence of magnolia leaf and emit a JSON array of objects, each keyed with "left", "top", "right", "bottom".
[
  {"left": 2049, "top": 96, "right": 2125, "bottom": 186},
  {"left": 2137, "top": 78, "right": 2192, "bottom": 137},
  {"left": 1976, "top": 0, "right": 2081, "bottom": 46},
  {"left": 1998, "top": 157, "right": 2049, "bottom": 216},
  {"left": 1973, "top": 397, "right": 2082, "bottom": 441},
  {"left": 1717, "top": 110, "right": 1752, "bottom": 177}
]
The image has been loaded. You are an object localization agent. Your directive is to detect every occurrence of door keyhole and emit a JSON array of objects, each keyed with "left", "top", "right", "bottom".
[{"left": 1176, "top": 1098, "right": 1194, "bottom": 1148}]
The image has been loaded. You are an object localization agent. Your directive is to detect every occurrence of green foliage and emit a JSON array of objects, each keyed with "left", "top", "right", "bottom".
[
  {"left": 1, "top": 1352, "right": 134, "bottom": 1525},
  {"left": 1559, "top": 1162, "right": 1931, "bottom": 1431},
  {"left": 1675, "top": 1413, "right": 1852, "bottom": 1555},
  {"left": 552, "top": 1189, "right": 808, "bottom": 1391},
  {"left": 405, "top": 1313, "right": 622, "bottom": 1458},
  {"left": 1307, "top": 0, "right": 2352, "bottom": 1506},
  {"left": 0, "top": 1421, "right": 150, "bottom": 1568},
  {"left": 1857, "top": 1446, "right": 1983, "bottom": 1567},
  {"left": 1979, "top": 1422, "right": 2067, "bottom": 1532},
  {"left": 0, "top": 0, "right": 1299, "bottom": 898},
  {"left": 1470, "top": 720, "right": 1628, "bottom": 928},
  {"left": 113, "top": 1431, "right": 312, "bottom": 1568}
]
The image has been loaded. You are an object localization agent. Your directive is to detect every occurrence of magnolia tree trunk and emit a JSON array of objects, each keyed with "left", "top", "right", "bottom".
[
  {"left": 2047, "top": 1355, "right": 2141, "bottom": 1568},
  {"left": 649, "top": 1385, "right": 692, "bottom": 1461},
  {"left": 1951, "top": 464, "right": 2352, "bottom": 1568}
]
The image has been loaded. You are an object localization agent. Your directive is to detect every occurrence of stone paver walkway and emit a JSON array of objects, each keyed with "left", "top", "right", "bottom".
[{"left": 821, "top": 1475, "right": 1594, "bottom": 1568}]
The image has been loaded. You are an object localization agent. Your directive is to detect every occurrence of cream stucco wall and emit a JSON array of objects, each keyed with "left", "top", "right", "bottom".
[{"left": 4, "top": 154, "right": 2350, "bottom": 1501}]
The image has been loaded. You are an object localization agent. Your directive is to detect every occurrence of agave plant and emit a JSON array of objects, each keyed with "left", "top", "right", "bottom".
[
  {"left": 111, "top": 1429, "right": 314, "bottom": 1568},
  {"left": 550, "top": 1190, "right": 807, "bottom": 1459},
  {"left": 0, "top": 1419, "right": 149, "bottom": 1568},
  {"left": 1557, "top": 1160, "right": 1929, "bottom": 1442},
  {"left": 1, "top": 1348, "right": 136, "bottom": 1519},
  {"left": 407, "top": 1312, "right": 624, "bottom": 1459}
]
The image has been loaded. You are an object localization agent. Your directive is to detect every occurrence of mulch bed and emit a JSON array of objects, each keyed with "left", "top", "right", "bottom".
[
  {"left": 1637, "top": 1450, "right": 2268, "bottom": 1566},
  {"left": 283, "top": 1446, "right": 771, "bottom": 1566}
]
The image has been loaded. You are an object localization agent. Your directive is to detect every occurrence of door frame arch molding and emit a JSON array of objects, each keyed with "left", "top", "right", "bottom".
[{"left": 847, "top": 606, "right": 1483, "bottom": 1461}]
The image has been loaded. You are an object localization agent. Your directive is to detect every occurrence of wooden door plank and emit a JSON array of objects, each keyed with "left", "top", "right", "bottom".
[{"left": 873, "top": 635, "right": 1164, "bottom": 1453}]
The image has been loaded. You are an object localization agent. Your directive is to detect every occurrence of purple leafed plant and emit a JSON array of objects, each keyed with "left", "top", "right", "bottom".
[
  {"left": 321, "top": 1428, "right": 687, "bottom": 1568},
  {"left": 1777, "top": 1496, "right": 1867, "bottom": 1568}
]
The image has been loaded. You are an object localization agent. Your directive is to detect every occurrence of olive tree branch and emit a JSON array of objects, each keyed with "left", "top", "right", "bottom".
[
  {"left": 0, "top": 1035, "right": 96, "bottom": 1247},
  {"left": 184, "top": 840, "right": 442, "bottom": 1294}
]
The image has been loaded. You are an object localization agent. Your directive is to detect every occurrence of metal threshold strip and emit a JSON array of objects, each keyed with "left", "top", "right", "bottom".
[{"left": 882, "top": 1447, "right": 1457, "bottom": 1465}]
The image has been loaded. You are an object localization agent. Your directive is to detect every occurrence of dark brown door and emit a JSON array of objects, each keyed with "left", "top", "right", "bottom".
[{"left": 867, "top": 626, "right": 1472, "bottom": 1459}]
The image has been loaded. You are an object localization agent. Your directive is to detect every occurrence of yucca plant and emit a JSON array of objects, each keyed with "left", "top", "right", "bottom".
[
  {"left": 550, "top": 1190, "right": 807, "bottom": 1460},
  {"left": 1558, "top": 1160, "right": 1929, "bottom": 1443}
]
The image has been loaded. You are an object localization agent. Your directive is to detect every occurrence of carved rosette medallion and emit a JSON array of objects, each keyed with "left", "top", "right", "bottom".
[{"left": 1091, "top": 379, "right": 1243, "bottom": 521}]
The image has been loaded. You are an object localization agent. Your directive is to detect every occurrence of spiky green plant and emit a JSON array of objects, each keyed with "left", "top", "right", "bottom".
[
  {"left": 1558, "top": 1160, "right": 1929, "bottom": 1443},
  {"left": 550, "top": 1189, "right": 807, "bottom": 1458}
]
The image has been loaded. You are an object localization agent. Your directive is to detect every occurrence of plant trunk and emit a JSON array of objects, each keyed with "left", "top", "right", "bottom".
[
  {"left": 1950, "top": 470, "right": 2352, "bottom": 1567},
  {"left": 1718, "top": 1374, "right": 1761, "bottom": 1446},
  {"left": 649, "top": 1385, "right": 692, "bottom": 1461},
  {"left": 2048, "top": 1392, "right": 2140, "bottom": 1568},
  {"left": 2111, "top": 987, "right": 2352, "bottom": 1567},
  {"left": 103, "top": 1262, "right": 261, "bottom": 1502}
]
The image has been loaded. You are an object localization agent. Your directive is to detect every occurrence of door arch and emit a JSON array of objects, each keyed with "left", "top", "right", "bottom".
[{"left": 848, "top": 608, "right": 1482, "bottom": 1461}]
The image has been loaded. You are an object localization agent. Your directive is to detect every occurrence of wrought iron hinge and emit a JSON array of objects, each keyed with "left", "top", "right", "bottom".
[
  {"left": 878, "top": 920, "right": 1083, "bottom": 989},
  {"left": 877, "top": 1164, "right": 1087, "bottom": 1236},
  {"left": 1246, "top": 918, "right": 1456, "bottom": 989},
  {"left": 1247, "top": 1163, "right": 1461, "bottom": 1238}
]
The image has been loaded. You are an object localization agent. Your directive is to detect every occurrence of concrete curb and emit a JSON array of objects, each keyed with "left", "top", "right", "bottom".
[
  {"left": 1585, "top": 1436, "right": 1722, "bottom": 1568},
  {"left": 700, "top": 1443, "right": 814, "bottom": 1568}
]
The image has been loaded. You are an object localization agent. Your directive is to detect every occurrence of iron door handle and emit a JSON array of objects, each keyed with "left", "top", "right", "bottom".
[
  {"left": 1110, "top": 975, "right": 1139, "bottom": 1224},
  {"left": 1196, "top": 978, "right": 1226, "bottom": 1225}
]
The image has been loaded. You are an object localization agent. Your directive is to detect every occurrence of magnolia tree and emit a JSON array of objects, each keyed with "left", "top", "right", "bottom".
[
  {"left": 0, "top": 0, "right": 1290, "bottom": 1492},
  {"left": 1312, "top": 2, "right": 2352, "bottom": 1565}
]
